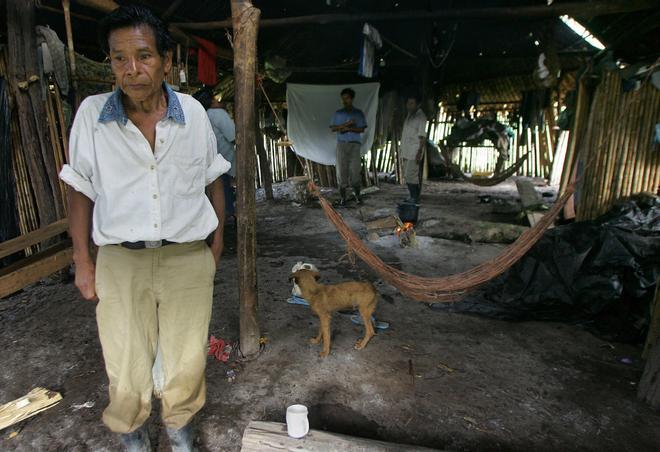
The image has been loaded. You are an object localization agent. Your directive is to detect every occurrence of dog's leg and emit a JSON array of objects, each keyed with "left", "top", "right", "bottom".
[
  {"left": 319, "top": 314, "right": 332, "bottom": 358},
  {"left": 354, "top": 302, "right": 376, "bottom": 350},
  {"left": 309, "top": 320, "right": 322, "bottom": 345}
]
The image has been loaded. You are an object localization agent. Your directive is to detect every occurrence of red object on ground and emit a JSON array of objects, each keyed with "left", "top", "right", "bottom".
[
  {"left": 208, "top": 335, "right": 231, "bottom": 362},
  {"left": 194, "top": 36, "right": 217, "bottom": 86}
]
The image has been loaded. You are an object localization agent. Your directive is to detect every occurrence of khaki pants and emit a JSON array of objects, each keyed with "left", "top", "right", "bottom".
[
  {"left": 336, "top": 141, "right": 362, "bottom": 190},
  {"left": 403, "top": 158, "right": 420, "bottom": 184},
  {"left": 95, "top": 241, "right": 216, "bottom": 433}
]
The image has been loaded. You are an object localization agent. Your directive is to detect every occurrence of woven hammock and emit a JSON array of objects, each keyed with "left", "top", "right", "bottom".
[
  {"left": 448, "top": 153, "right": 529, "bottom": 187},
  {"left": 310, "top": 181, "right": 574, "bottom": 302}
]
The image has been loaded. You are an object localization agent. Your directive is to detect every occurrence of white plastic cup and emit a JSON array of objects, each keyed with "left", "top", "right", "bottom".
[{"left": 286, "top": 404, "right": 309, "bottom": 439}]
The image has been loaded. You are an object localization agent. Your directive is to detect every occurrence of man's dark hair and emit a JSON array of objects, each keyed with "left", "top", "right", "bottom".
[
  {"left": 340, "top": 88, "right": 356, "bottom": 99},
  {"left": 98, "top": 4, "right": 175, "bottom": 57},
  {"left": 406, "top": 93, "right": 422, "bottom": 104},
  {"left": 193, "top": 88, "right": 214, "bottom": 110}
]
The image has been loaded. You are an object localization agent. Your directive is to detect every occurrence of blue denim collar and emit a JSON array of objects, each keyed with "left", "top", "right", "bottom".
[{"left": 98, "top": 83, "right": 185, "bottom": 125}]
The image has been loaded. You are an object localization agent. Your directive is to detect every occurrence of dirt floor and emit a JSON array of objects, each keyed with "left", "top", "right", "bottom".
[{"left": 1, "top": 179, "right": 660, "bottom": 451}]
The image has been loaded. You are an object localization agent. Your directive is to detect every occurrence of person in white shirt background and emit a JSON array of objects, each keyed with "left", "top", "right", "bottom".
[
  {"left": 194, "top": 88, "right": 237, "bottom": 221},
  {"left": 59, "top": 5, "right": 229, "bottom": 451},
  {"left": 400, "top": 94, "right": 427, "bottom": 203}
]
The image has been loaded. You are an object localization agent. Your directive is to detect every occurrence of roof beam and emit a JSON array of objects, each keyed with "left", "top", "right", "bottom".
[
  {"left": 171, "top": 0, "right": 659, "bottom": 30},
  {"left": 71, "top": 0, "right": 233, "bottom": 59}
]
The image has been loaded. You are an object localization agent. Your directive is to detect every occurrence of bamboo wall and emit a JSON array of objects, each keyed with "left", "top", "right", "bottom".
[
  {"left": 559, "top": 69, "right": 660, "bottom": 221},
  {"left": 0, "top": 47, "right": 69, "bottom": 256}
]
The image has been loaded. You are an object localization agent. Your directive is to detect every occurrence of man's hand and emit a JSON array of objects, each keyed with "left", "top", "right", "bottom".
[
  {"left": 74, "top": 256, "right": 97, "bottom": 301},
  {"left": 207, "top": 178, "right": 225, "bottom": 268},
  {"left": 416, "top": 150, "right": 423, "bottom": 163}
]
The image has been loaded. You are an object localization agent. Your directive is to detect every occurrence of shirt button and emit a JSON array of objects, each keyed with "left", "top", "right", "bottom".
[
  {"left": 153, "top": 194, "right": 158, "bottom": 199},
  {"left": 150, "top": 165, "right": 155, "bottom": 170},
  {"left": 159, "top": 138, "right": 165, "bottom": 144},
  {"left": 154, "top": 224, "right": 158, "bottom": 228}
]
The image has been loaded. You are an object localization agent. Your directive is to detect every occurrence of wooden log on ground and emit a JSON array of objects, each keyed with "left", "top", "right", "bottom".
[
  {"left": 0, "top": 241, "right": 73, "bottom": 299},
  {"left": 232, "top": 0, "right": 261, "bottom": 358},
  {"left": 418, "top": 216, "right": 528, "bottom": 244},
  {"left": 240, "top": 421, "right": 439, "bottom": 452}
]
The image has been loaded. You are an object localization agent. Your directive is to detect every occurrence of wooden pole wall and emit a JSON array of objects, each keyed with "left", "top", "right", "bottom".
[
  {"left": 561, "top": 69, "right": 660, "bottom": 221},
  {"left": 6, "top": 0, "right": 64, "bottom": 226},
  {"left": 231, "top": 0, "right": 261, "bottom": 358}
]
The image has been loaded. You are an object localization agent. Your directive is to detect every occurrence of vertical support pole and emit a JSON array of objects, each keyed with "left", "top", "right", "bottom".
[
  {"left": 231, "top": 0, "right": 261, "bottom": 358},
  {"left": 62, "top": 0, "right": 79, "bottom": 108}
]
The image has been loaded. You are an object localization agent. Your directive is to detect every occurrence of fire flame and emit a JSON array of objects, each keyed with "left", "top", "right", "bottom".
[{"left": 395, "top": 222, "right": 414, "bottom": 236}]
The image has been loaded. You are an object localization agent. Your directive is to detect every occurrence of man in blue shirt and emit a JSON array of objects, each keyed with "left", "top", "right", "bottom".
[{"left": 330, "top": 88, "right": 367, "bottom": 206}]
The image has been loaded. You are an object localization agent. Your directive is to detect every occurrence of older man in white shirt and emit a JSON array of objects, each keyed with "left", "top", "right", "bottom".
[
  {"left": 59, "top": 5, "right": 229, "bottom": 451},
  {"left": 400, "top": 95, "right": 427, "bottom": 203}
]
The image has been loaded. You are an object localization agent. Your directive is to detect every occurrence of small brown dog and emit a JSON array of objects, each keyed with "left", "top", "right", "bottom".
[{"left": 290, "top": 269, "right": 378, "bottom": 357}]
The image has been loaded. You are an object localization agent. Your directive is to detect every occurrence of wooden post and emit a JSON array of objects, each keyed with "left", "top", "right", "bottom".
[
  {"left": 61, "top": 0, "right": 80, "bottom": 108},
  {"left": 6, "top": 0, "right": 64, "bottom": 225},
  {"left": 232, "top": 0, "right": 261, "bottom": 358},
  {"left": 639, "top": 280, "right": 660, "bottom": 408}
]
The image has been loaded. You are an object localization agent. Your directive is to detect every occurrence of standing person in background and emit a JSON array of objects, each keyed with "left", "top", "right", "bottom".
[
  {"left": 196, "top": 89, "right": 237, "bottom": 221},
  {"left": 330, "top": 87, "right": 367, "bottom": 206},
  {"left": 60, "top": 5, "right": 229, "bottom": 451},
  {"left": 400, "top": 94, "right": 427, "bottom": 203}
]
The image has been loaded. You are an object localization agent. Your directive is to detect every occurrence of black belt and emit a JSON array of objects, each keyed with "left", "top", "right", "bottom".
[{"left": 120, "top": 240, "right": 177, "bottom": 250}]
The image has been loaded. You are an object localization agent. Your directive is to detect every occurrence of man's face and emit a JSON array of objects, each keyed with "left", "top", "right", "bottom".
[
  {"left": 108, "top": 25, "right": 172, "bottom": 102},
  {"left": 341, "top": 93, "right": 353, "bottom": 109},
  {"left": 406, "top": 98, "right": 419, "bottom": 113}
]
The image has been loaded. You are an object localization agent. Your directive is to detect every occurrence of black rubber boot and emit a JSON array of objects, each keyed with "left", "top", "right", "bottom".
[
  {"left": 338, "top": 188, "right": 347, "bottom": 206},
  {"left": 412, "top": 183, "right": 421, "bottom": 203},
  {"left": 166, "top": 423, "right": 196, "bottom": 452},
  {"left": 120, "top": 424, "right": 151, "bottom": 452},
  {"left": 405, "top": 183, "right": 416, "bottom": 203},
  {"left": 353, "top": 186, "right": 363, "bottom": 205}
]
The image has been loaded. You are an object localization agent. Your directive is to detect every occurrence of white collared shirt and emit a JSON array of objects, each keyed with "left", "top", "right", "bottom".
[
  {"left": 401, "top": 109, "right": 427, "bottom": 160},
  {"left": 59, "top": 85, "right": 231, "bottom": 246}
]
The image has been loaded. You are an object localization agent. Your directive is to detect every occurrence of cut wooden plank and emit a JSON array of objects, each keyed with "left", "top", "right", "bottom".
[
  {"left": 0, "top": 219, "right": 68, "bottom": 260},
  {"left": 0, "top": 387, "right": 62, "bottom": 430},
  {"left": 241, "top": 421, "right": 440, "bottom": 452},
  {"left": 515, "top": 179, "right": 547, "bottom": 227},
  {"left": 0, "top": 242, "right": 73, "bottom": 299},
  {"left": 366, "top": 216, "right": 398, "bottom": 231}
]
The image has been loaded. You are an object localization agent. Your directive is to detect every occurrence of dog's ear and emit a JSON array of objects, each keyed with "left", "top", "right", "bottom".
[
  {"left": 312, "top": 271, "right": 321, "bottom": 281},
  {"left": 288, "top": 274, "right": 297, "bottom": 283}
]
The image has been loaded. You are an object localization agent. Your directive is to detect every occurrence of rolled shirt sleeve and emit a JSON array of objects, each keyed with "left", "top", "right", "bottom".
[
  {"left": 204, "top": 117, "right": 231, "bottom": 185},
  {"left": 59, "top": 99, "right": 98, "bottom": 201}
]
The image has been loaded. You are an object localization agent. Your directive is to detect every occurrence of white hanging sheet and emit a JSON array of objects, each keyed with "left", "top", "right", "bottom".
[{"left": 286, "top": 82, "right": 380, "bottom": 166}]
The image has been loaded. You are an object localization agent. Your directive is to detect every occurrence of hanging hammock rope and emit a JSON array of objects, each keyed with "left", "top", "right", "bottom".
[
  {"left": 308, "top": 180, "right": 575, "bottom": 302},
  {"left": 448, "top": 152, "right": 529, "bottom": 187}
]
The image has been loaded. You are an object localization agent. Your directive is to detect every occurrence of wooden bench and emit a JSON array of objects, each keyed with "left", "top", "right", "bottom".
[
  {"left": 0, "top": 219, "right": 71, "bottom": 299},
  {"left": 241, "top": 421, "right": 440, "bottom": 451}
]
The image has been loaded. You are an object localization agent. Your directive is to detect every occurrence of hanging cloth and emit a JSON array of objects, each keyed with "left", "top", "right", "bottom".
[
  {"left": 194, "top": 36, "right": 218, "bottom": 86},
  {"left": 358, "top": 23, "right": 382, "bottom": 78}
]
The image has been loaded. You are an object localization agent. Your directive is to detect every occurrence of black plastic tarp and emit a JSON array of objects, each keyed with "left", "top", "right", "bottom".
[{"left": 431, "top": 198, "right": 660, "bottom": 342}]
